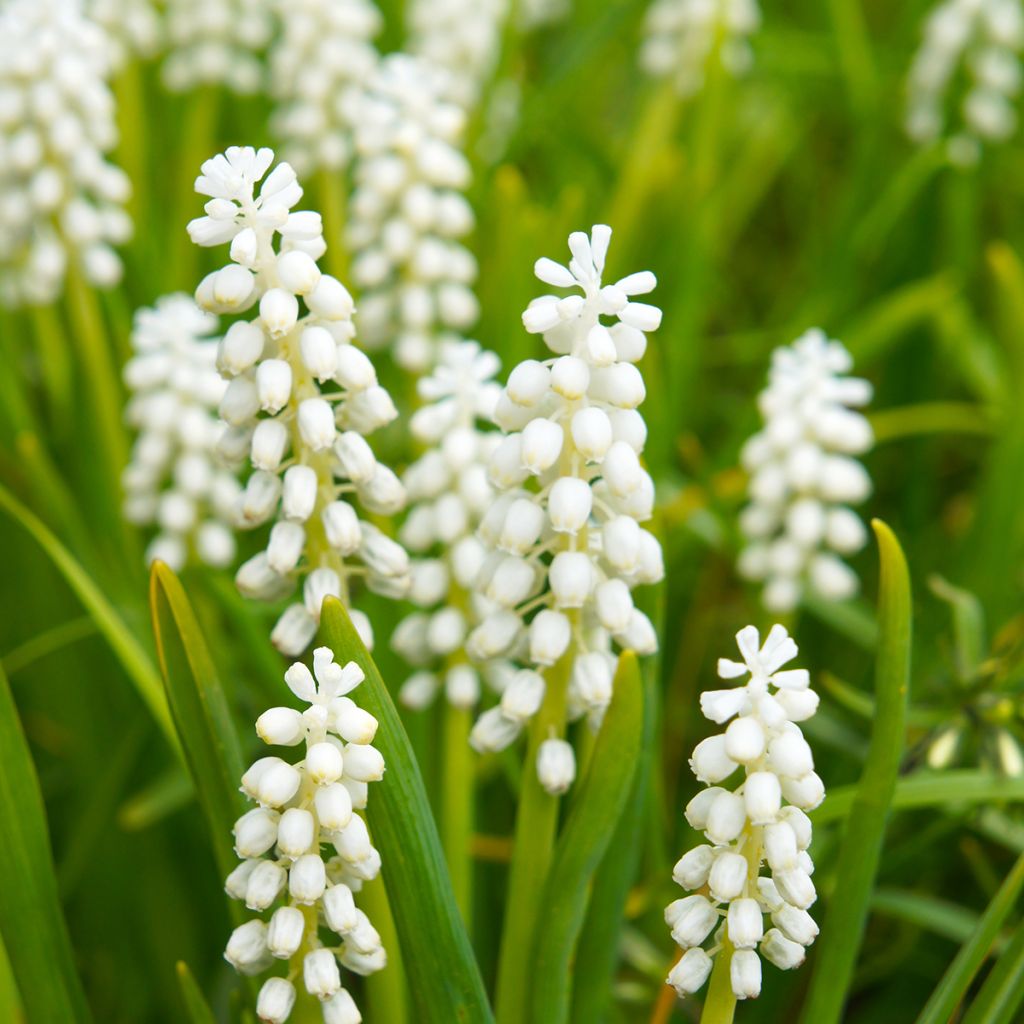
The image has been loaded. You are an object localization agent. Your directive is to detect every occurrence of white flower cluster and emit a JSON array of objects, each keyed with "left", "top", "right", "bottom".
[
  {"left": 640, "top": 0, "right": 761, "bottom": 97},
  {"left": 737, "top": 328, "right": 872, "bottom": 614},
  {"left": 268, "top": 0, "right": 382, "bottom": 177},
  {"left": 163, "top": 0, "right": 273, "bottom": 94},
  {"left": 123, "top": 294, "right": 241, "bottom": 571},
  {"left": 348, "top": 54, "right": 479, "bottom": 374},
  {"left": 666, "top": 625, "right": 822, "bottom": 1002},
  {"left": 88, "top": 0, "right": 161, "bottom": 70},
  {"left": 466, "top": 225, "right": 664, "bottom": 794},
  {"left": 0, "top": 0, "right": 132, "bottom": 307},
  {"left": 225, "top": 647, "right": 385, "bottom": 1024},
  {"left": 906, "top": 0, "right": 1024, "bottom": 165},
  {"left": 187, "top": 146, "right": 409, "bottom": 657},
  {"left": 406, "top": 0, "right": 508, "bottom": 107},
  {"left": 392, "top": 341, "right": 503, "bottom": 711}
]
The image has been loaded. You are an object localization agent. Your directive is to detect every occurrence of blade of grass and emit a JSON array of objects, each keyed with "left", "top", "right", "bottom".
[
  {"left": 318, "top": 598, "right": 493, "bottom": 1023},
  {"left": 149, "top": 562, "right": 245, "bottom": 879},
  {"left": 175, "top": 962, "right": 217, "bottom": 1024},
  {"left": 961, "top": 916, "right": 1024, "bottom": 1024},
  {"left": 916, "top": 851, "right": 1024, "bottom": 1024},
  {"left": 800, "top": 519, "right": 912, "bottom": 1024},
  {"left": 531, "top": 652, "right": 643, "bottom": 1023},
  {"left": 0, "top": 663, "right": 92, "bottom": 1023},
  {"left": 0, "top": 935, "right": 23, "bottom": 1024}
]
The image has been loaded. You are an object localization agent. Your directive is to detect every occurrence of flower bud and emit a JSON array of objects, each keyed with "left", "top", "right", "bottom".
[
  {"left": 773, "top": 867, "right": 816, "bottom": 909},
  {"left": 343, "top": 744, "right": 385, "bottom": 782},
  {"left": 602, "top": 516, "right": 641, "bottom": 572},
  {"left": 772, "top": 903, "right": 819, "bottom": 946},
  {"left": 498, "top": 497, "right": 545, "bottom": 553},
  {"left": 261, "top": 288, "right": 299, "bottom": 337},
  {"left": 323, "top": 989, "right": 363, "bottom": 1024},
  {"left": 304, "top": 948, "right": 341, "bottom": 1000},
  {"left": 549, "top": 551, "right": 593, "bottom": 607},
  {"left": 233, "top": 807, "right": 280, "bottom": 857},
  {"left": 298, "top": 398, "right": 336, "bottom": 451},
  {"left": 257, "top": 978, "right": 296, "bottom": 1024},
  {"left": 315, "top": 782, "right": 354, "bottom": 832},
  {"left": 506, "top": 359, "right": 550, "bottom": 405},
  {"left": 282, "top": 465, "right": 318, "bottom": 521},
  {"left": 278, "top": 249, "right": 321, "bottom": 294},
  {"left": 708, "top": 850, "right": 747, "bottom": 902},
  {"left": 602, "top": 441, "right": 643, "bottom": 496},
  {"left": 705, "top": 790, "right": 746, "bottom": 844},
  {"left": 521, "top": 419, "right": 563, "bottom": 474},
  {"left": 256, "top": 706, "right": 304, "bottom": 746},
  {"left": 220, "top": 375, "right": 260, "bottom": 425},
  {"left": 335, "top": 431, "right": 377, "bottom": 483},
  {"left": 550, "top": 355, "right": 589, "bottom": 399},
  {"left": 594, "top": 579, "right": 633, "bottom": 632},
  {"left": 257, "top": 760, "right": 302, "bottom": 807},
  {"left": 690, "top": 736, "right": 737, "bottom": 784},
  {"left": 470, "top": 707, "right": 522, "bottom": 753},
  {"left": 225, "top": 920, "right": 269, "bottom": 973},
  {"left": 267, "top": 905, "right": 304, "bottom": 959},
  {"left": 251, "top": 419, "right": 289, "bottom": 471},
  {"left": 780, "top": 771, "right": 825, "bottom": 810},
  {"left": 666, "top": 894, "right": 717, "bottom": 948},
  {"left": 277, "top": 807, "right": 316, "bottom": 858},
  {"left": 728, "top": 898, "right": 764, "bottom": 950},
  {"left": 501, "top": 669, "right": 545, "bottom": 722},
  {"left": 334, "top": 815, "right": 373, "bottom": 863},
  {"left": 267, "top": 521, "right": 305, "bottom": 574},
  {"left": 245, "top": 860, "right": 285, "bottom": 910},
  {"left": 744, "top": 771, "right": 782, "bottom": 825},
  {"left": 548, "top": 477, "right": 592, "bottom": 533},
  {"left": 672, "top": 845, "right": 714, "bottom": 890},
  {"left": 306, "top": 741, "right": 344, "bottom": 785},
  {"left": 335, "top": 344, "right": 377, "bottom": 390},
  {"left": 529, "top": 609, "right": 571, "bottom": 665},
  {"left": 571, "top": 407, "right": 613, "bottom": 461},
  {"left": 761, "top": 928, "right": 807, "bottom": 970},
  {"left": 730, "top": 949, "right": 761, "bottom": 1000},
  {"left": 572, "top": 652, "right": 613, "bottom": 709},
  {"left": 667, "top": 947, "right": 713, "bottom": 996},
  {"left": 218, "top": 320, "right": 265, "bottom": 375},
  {"left": 289, "top": 854, "right": 327, "bottom": 904},
  {"left": 306, "top": 275, "right": 354, "bottom": 319},
  {"left": 724, "top": 715, "right": 766, "bottom": 764},
  {"left": 322, "top": 501, "right": 361, "bottom": 554}
]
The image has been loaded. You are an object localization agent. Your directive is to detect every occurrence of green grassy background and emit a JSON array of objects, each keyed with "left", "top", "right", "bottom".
[{"left": 2, "top": 0, "right": 1024, "bottom": 1020}]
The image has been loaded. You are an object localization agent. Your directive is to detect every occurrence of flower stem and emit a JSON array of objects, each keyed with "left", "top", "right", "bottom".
[
  {"left": 494, "top": 646, "right": 571, "bottom": 1024},
  {"left": 442, "top": 698, "right": 474, "bottom": 926},
  {"left": 317, "top": 168, "right": 349, "bottom": 282},
  {"left": 28, "top": 303, "right": 72, "bottom": 435},
  {"left": 700, "top": 939, "right": 737, "bottom": 1024}
]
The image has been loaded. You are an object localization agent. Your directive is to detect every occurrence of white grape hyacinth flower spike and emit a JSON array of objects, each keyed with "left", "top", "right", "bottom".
[
  {"left": 666, "top": 624, "right": 823, "bottom": 1002},
  {"left": 737, "top": 328, "right": 873, "bottom": 614},
  {"left": 466, "top": 224, "right": 665, "bottom": 794},
  {"left": 187, "top": 145, "right": 410, "bottom": 658},
  {"left": 225, "top": 647, "right": 385, "bottom": 1024}
]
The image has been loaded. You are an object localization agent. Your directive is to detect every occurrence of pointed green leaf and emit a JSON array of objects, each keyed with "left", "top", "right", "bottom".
[
  {"left": 0, "top": 663, "right": 91, "bottom": 1023},
  {"left": 318, "top": 598, "right": 493, "bottom": 1024},
  {"left": 176, "top": 962, "right": 218, "bottom": 1024},
  {"left": 531, "top": 652, "right": 644, "bottom": 1024},
  {"left": 149, "top": 562, "right": 245, "bottom": 879},
  {"left": 961, "top": 916, "right": 1024, "bottom": 1024},
  {"left": 801, "top": 520, "right": 912, "bottom": 1024}
]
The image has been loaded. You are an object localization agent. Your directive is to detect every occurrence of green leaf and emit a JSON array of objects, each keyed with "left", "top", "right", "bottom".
[
  {"left": 871, "top": 888, "right": 983, "bottom": 947},
  {"left": 531, "top": 652, "right": 644, "bottom": 1024},
  {"left": 0, "top": 662, "right": 91, "bottom": 1023},
  {"left": 149, "top": 562, "right": 245, "bottom": 880},
  {"left": 916, "top": 851, "right": 1024, "bottom": 1024},
  {"left": 0, "top": 925, "right": 24, "bottom": 1022},
  {"left": 318, "top": 598, "right": 493, "bottom": 1024},
  {"left": 961, "top": 916, "right": 1024, "bottom": 1024},
  {"left": 929, "top": 575, "right": 987, "bottom": 683},
  {"left": 0, "top": 483, "right": 175, "bottom": 749},
  {"left": 801, "top": 519, "right": 912, "bottom": 1024},
  {"left": 175, "top": 962, "right": 217, "bottom": 1024}
]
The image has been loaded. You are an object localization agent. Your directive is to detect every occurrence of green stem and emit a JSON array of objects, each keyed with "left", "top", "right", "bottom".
[
  {"left": 28, "top": 303, "right": 72, "bottom": 435},
  {"left": 113, "top": 60, "right": 147, "bottom": 234},
  {"left": 442, "top": 700, "right": 474, "bottom": 926},
  {"left": 494, "top": 647, "right": 571, "bottom": 1024},
  {"left": 700, "top": 939, "right": 736, "bottom": 1024},
  {"left": 360, "top": 875, "right": 409, "bottom": 1024},
  {"left": 317, "top": 167, "right": 349, "bottom": 282}
]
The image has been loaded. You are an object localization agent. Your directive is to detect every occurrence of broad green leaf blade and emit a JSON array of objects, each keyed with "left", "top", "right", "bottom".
[
  {"left": 801, "top": 519, "right": 912, "bottom": 1024},
  {"left": 0, "top": 483, "right": 175, "bottom": 749},
  {"left": 531, "top": 652, "right": 644, "bottom": 1024},
  {"left": 318, "top": 598, "right": 493, "bottom": 1024},
  {"left": 149, "top": 562, "right": 245, "bottom": 880},
  {"left": 961, "top": 917, "right": 1024, "bottom": 1024},
  {"left": 175, "top": 962, "right": 217, "bottom": 1024},
  {"left": 0, "top": 663, "right": 92, "bottom": 1023},
  {"left": 916, "top": 852, "right": 1024, "bottom": 1024}
]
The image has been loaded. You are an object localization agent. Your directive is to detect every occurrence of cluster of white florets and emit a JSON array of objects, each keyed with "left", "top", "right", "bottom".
[
  {"left": 406, "top": 0, "right": 508, "bottom": 107},
  {"left": 163, "top": 0, "right": 273, "bottom": 94},
  {"left": 906, "top": 0, "right": 1024, "bottom": 165},
  {"left": 123, "top": 294, "right": 241, "bottom": 570},
  {"left": 348, "top": 54, "right": 479, "bottom": 374},
  {"left": 465, "top": 225, "right": 664, "bottom": 794},
  {"left": 187, "top": 146, "right": 409, "bottom": 657},
  {"left": 737, "top": 329, "right": 872, "bottom": 614},
  {"left": 640, "top": 0, "right": 761, "bottom": 97},
  {"left": 392, "top": 341, "right": 503, "bottom": 711},
  {"left": 666, "top": 625, "right": 822, "bottom": 1002},
  {"left": 225, "top": 648, "right": 385, "bottom": 1024},
  {"left": 268, "top": 0, "right": 382, "bottom": 177},
  {"left": 0, "top": 0, "right": 132, "bottom": 307},
  {"left": 88, "top": 0, "right": 161, "bottom": 70}
]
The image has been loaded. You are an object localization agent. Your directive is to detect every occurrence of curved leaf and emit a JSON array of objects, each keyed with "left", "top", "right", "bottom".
[
  {"left": 318, "top": 598, "right": 493, "bottom": 1024},
  {"left": 175, "top": 962, "right": 217, "bottom": 1024},
  {"left": 961, "top": 917, "right": 1024, "bottom": 1024}
]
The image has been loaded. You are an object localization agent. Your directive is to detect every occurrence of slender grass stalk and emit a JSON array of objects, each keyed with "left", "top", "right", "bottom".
[
  {"left": 360, "top": 875, "right": 410, "bottom": 1024},
  {"left": 443, "top": 699, "right": 474, "bottom": 924},
  {"left": 495, "top": 646, "right": 571, "bottom": 1024},
  {"left": 961, "top": 917, "right": 1024, "bottom": 1024},
  {"left": 700, "top": 937, "right": 736, "bottom": 1024}
]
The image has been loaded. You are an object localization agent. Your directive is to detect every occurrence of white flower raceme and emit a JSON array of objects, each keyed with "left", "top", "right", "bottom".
[
  {"left": 640, "top": 0, "right": 761, "bottom": 97},
  {"left": 0, "top": 0, "right": 132, "bottom": 307},
  {"left": 268, "top": 0, "right": 382, "bottom": 177},
  {"left": 225, "top": 647, "right": 386, "bottom": 1024},
  {"left": 906, "top": 0, "right": 1024, "bottom": 165},
  {"left": 88, "top": 0, "right": 161, "bottom": 70},
  {"left": 348, "top": 54, "right": 479, "bottom": 374},
  {"left": 163, "top": 0, "right": 273, "bottom": 94},
  {"left": 737, "top": 328, "right": 872, "bottom": 614},
  {"left": 666, "top": 625, "right": 823, "bottom": 1002},
  {"left": 466, "top": 225, "right": 665, "bottom": 793},
  {"left": 392, "top": 340, "right": 503, "bottom": 711},
  {"left": 123, "top": 294, "right": 241, "bottom": 571},
  {"left": 407, "top": 0, "right": 508, "bottom": 108},
  {"left": 187, "top": 146, "right": 409, "bottom": 657}
]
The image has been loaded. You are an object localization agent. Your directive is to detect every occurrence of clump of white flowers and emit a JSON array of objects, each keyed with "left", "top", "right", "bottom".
[
  {"left": 225, "top": 647, "right": 386, "bottom": 1024},
  {"left": 407, "top": 0, "right": 508, "bottom": 108},
  {"left": 393, "top": 341, "right": 502, "bottom": 711},
  {"left": 640, "top": 0, "right": 761, "bottom": 97},
  {"left": 0, "top": 0, "right": 132, "bottom": 307},
  {"left": 123, "top": 294, "right": 241, "bottom": 570},
  {"left": 466, "top": 225, "right": 664, "bottom": 794},
  {"left": 163, "top": 0, "right": 273, "bottom": 94},
  {"left": 666, "top": 625, "right": 822, "bottom": 1002},
  {"left": 906, "top": 0, "right": 1024, "bottom": 165},
  {"left": 268, "top": 0, "right": 382, "bottom": 177},
  {"left": 187, "top": 146, "right": 409, "bottom": 657},
  {"left": 88, "top": 0, "right": 161, "bottom": 70},
  {"left": 737, "top": 328, "right": 872, "bottom": 614},
  {"left": 348, "top": 54, "right": 479, "bottom": 374}
]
